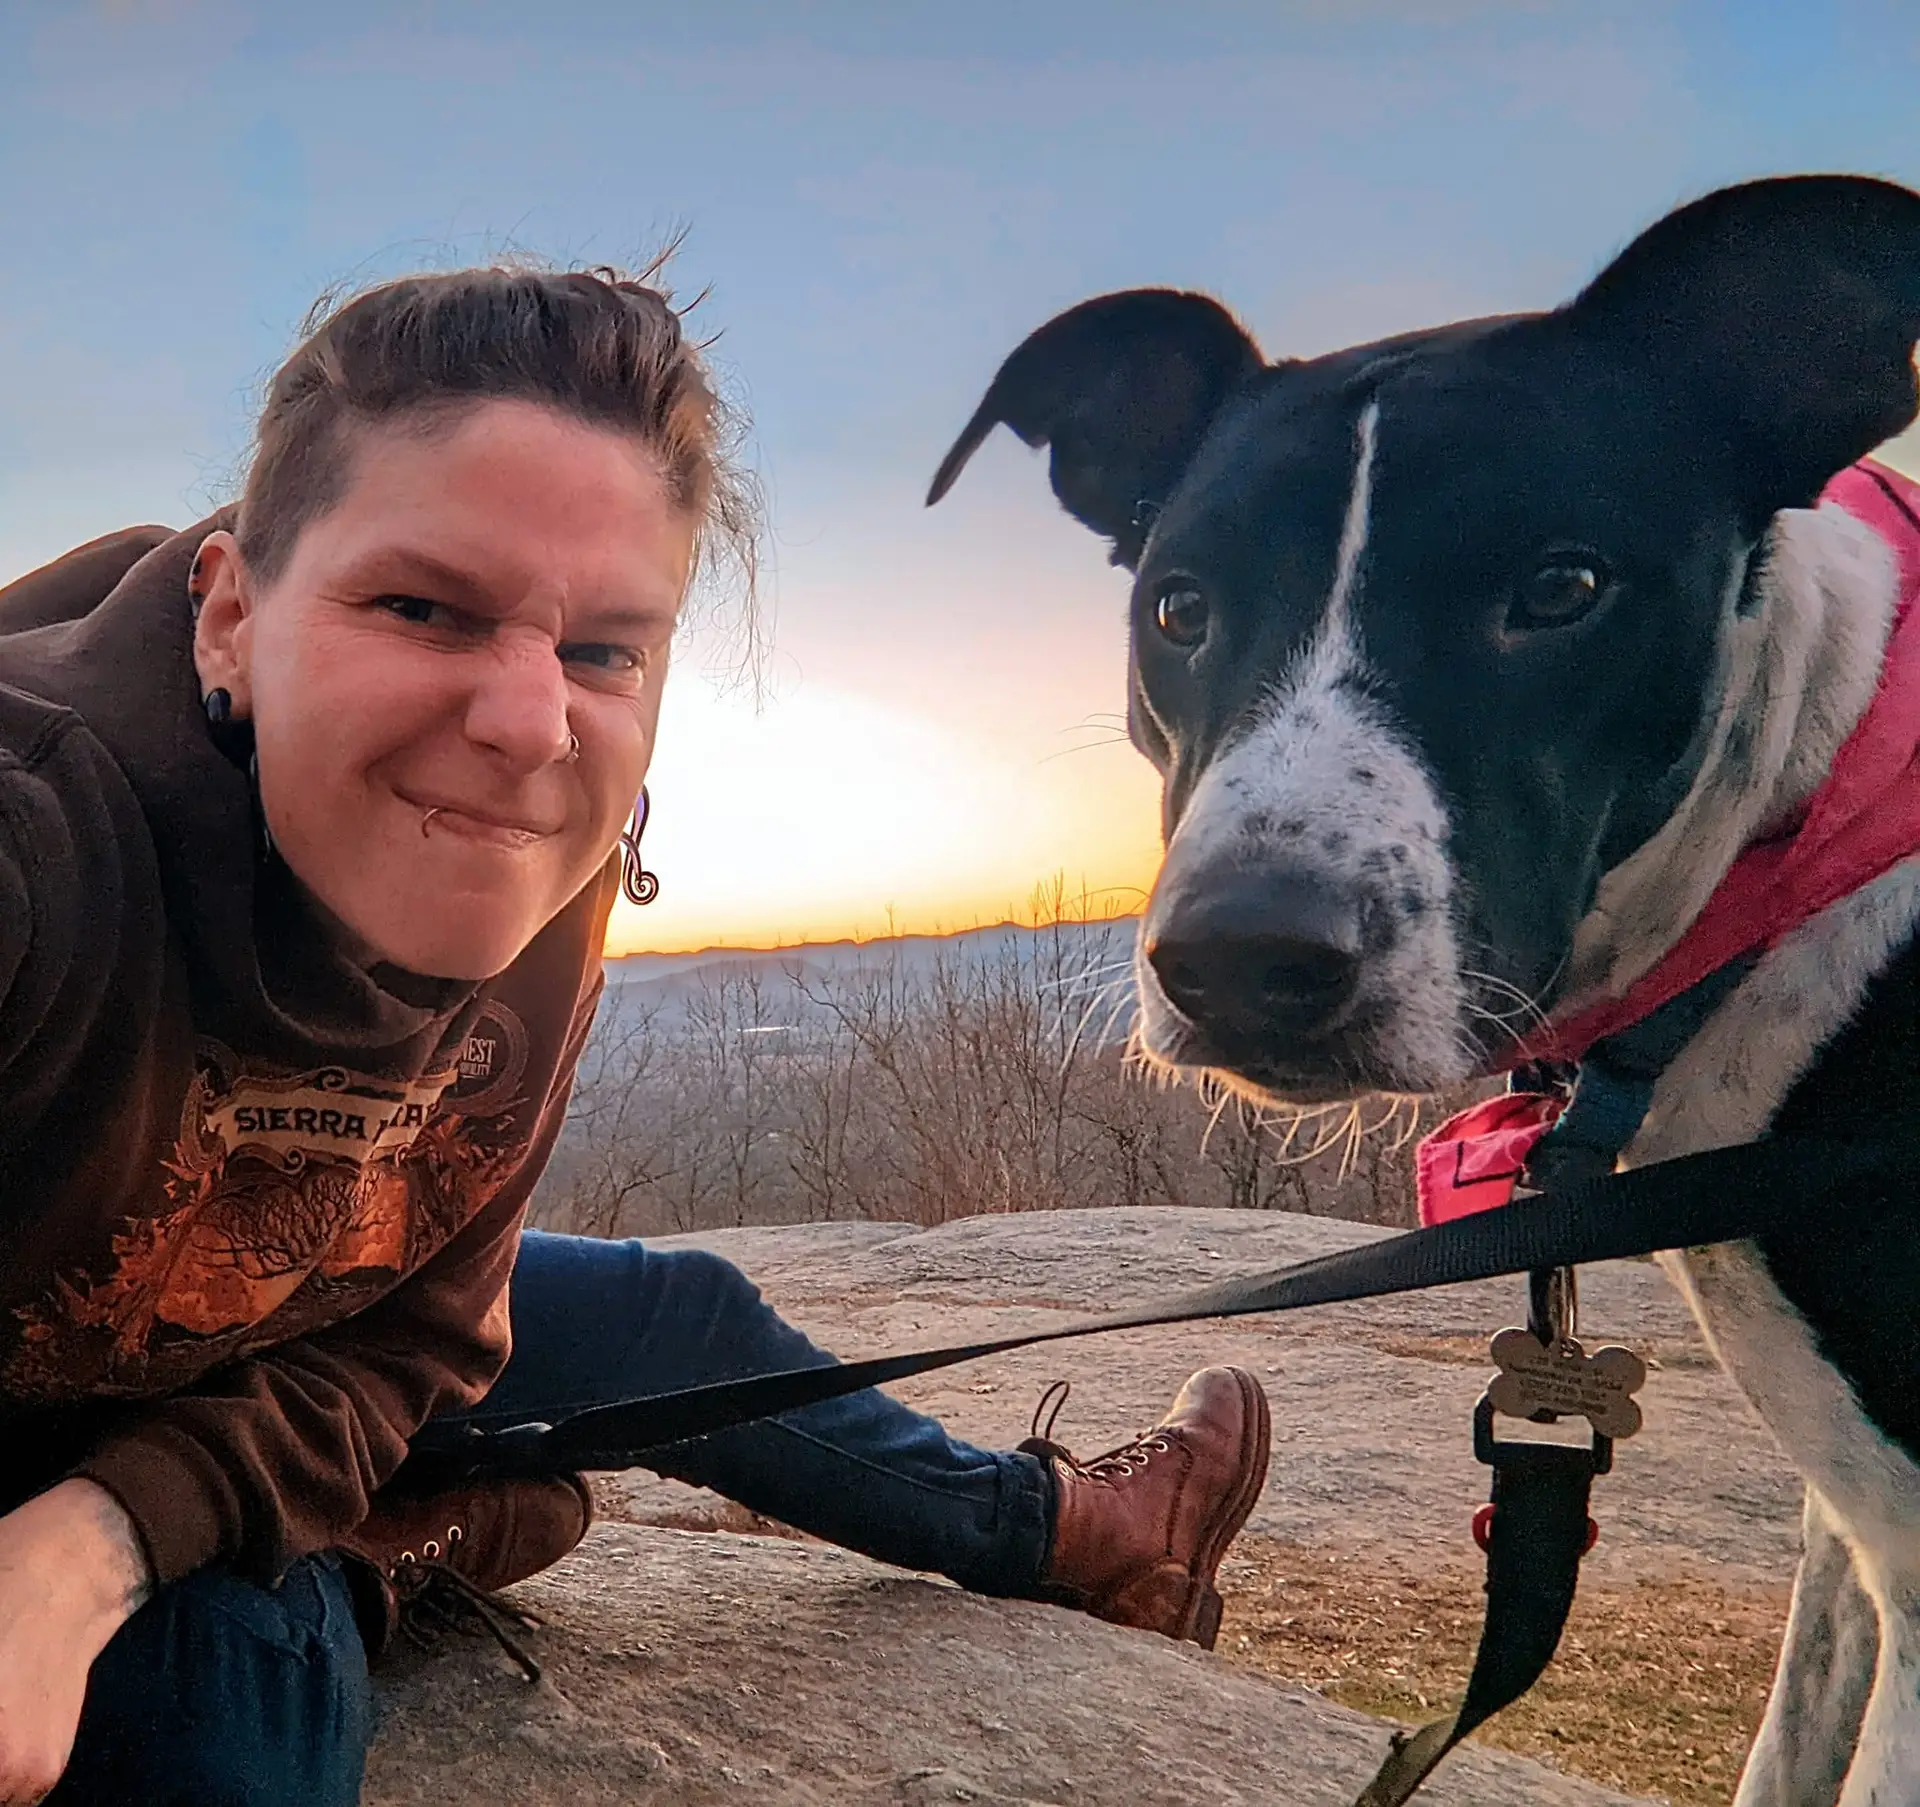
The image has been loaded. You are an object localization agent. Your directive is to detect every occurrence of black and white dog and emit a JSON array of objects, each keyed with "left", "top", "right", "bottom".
[{"left": 929, "top": 175, "right": 1920, "bottom": 1805}]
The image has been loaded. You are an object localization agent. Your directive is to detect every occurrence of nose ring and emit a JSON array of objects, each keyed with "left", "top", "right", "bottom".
[
  {"left": 565, "top": 733, "right": 580, "bottom": 764},
  {"left": 420, "top": 807, "right": 444, "bottom": 838}
]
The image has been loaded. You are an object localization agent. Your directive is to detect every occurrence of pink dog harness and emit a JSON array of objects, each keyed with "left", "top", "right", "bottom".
[{"left": 1416, "top": 458, "right": 1920, "bottom": 1226}]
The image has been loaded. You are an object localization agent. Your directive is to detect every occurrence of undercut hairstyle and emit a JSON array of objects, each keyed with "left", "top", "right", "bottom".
[{"left": 236, "top": 257, "right": 758, "bottom": 611}]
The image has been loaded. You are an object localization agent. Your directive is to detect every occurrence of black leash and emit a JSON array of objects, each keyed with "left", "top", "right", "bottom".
[
  {"left": 1355, "top": 1391, "right": 1609, "bottom": 1805},
  {"left": 399, "top": 1130, "right": 1910, "bottom": 1801},
  {"left": 1354, "top": 1254, "right": 1608, "bottom": 1805},
  {"left": 405, "top": 1130, "right": 1900, "bottom": 1476}
]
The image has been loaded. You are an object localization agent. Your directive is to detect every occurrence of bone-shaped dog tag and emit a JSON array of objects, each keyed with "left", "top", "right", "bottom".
[{"left": 1487, "top": 1328, "right": 1648, "bottom": 1439}]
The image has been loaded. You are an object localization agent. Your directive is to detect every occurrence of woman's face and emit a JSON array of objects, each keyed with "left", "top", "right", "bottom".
[{"left": 194, "top": 398, "right": 694, "bottom": 979}]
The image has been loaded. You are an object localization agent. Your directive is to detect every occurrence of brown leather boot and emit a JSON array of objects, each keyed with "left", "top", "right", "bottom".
[
  {"left": 337, "top": 1472, "right": 593, "bottom": 1682},
  {"left": 1021, "top": 1367, "right": 1270, "bottom": 1650}
]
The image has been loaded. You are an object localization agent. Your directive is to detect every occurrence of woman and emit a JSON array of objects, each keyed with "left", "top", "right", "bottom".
[{"left": 0, "top": 266, "right": 1270, "bottom": 1805}]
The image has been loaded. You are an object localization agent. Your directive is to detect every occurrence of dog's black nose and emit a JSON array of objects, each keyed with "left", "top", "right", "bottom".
[{"left": 1147, "top": 874, "right": 1362, "bottom": 1042}]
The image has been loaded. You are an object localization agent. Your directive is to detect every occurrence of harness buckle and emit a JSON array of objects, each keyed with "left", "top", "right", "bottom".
[{"left": 1471, "top": 1391, "right": 1614, "bottom": 1477}]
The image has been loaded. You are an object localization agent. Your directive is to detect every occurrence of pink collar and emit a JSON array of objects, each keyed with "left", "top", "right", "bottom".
[
  {"left": 1417, "top": 458, "right": 1920, "bottom": 1226},
  {"left": 1532, "top": 459, "right": 1920, "bottom": 1065}
]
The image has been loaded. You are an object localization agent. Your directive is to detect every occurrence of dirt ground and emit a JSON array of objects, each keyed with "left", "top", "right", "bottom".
[{"left": 1218, "top": 1537, "right": 1787, "bottom": 1806}]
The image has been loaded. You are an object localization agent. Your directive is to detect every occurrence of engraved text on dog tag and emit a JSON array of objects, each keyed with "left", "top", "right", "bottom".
[{"left": 1487, "top": 1327, "right": 1648, "bottom": 1439}]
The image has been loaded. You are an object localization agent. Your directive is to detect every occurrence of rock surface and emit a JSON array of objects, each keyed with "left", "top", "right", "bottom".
[
  {"left": 367, "top": 1207, "right": 1804, "bottom": 1803},
  {"left": 367, "top": 1523, "right": 1653, "bottom": 1806}
]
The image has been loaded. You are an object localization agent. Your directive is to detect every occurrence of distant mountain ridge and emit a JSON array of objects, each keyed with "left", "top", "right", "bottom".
[{"left": 604, "top": 915, "right": 1140, "bottom": 986}]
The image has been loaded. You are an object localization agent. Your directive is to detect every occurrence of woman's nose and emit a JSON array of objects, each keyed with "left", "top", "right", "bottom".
[{"left": 463, "top": 634, "right": 573, "bottom": 769}]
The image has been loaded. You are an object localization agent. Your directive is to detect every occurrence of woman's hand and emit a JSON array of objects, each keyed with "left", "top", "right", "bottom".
[{"left": 0, "top": 1479, "right": 152, "bottom": 1804}]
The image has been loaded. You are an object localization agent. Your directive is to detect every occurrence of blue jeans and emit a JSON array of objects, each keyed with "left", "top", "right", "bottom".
[{"left": 55, "top": 1231, "right": 1053, "bottom": 1805}]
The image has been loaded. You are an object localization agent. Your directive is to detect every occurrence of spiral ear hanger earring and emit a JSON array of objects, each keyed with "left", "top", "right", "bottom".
[{"left": 619, "top": 787, "right": 660, "bottom": 905}]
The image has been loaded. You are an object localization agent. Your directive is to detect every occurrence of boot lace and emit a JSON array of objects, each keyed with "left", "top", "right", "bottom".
[
  {"left": 1021, "top": 1379, "right": 1176, "bottom": 1478},
  {"left": 388, "top": 1525, "right": 546, "bottom": 1684}
]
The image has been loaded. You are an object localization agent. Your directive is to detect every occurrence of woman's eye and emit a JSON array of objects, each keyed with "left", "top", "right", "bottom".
[
  {"left": 1151, "top": 580, "right": 1210, "bottom": 649},
  {"left": 562, "top": 643, "right": 648, "bottom": 680},
  {"left": 1510, "top": 556, "right": 1612, "bottom": 631}
]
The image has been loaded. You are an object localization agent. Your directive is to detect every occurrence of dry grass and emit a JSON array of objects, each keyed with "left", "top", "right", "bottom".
[{"left": 1217, "top": 1535, "right": 1790, "bottom": 1806}]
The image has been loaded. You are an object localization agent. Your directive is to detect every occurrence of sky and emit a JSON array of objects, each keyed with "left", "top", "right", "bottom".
[{"left": 3, "top": 1, "right": 1917, "bottom": 955}]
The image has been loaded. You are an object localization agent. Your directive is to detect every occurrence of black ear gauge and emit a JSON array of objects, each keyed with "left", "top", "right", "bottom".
[{"left": 202, "top": 688, "right": 258, "bottom": 770}]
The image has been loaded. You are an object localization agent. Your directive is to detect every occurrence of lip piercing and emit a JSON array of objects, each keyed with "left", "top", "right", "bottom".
[
  {"left": 420, "top": 807, "right": 445, "bottom": 837},
  {"left": 565, "top": 733, "right": 580, "bottom": 763}
]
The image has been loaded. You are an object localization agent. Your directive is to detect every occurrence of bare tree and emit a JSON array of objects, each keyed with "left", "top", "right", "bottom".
[
  {"left": 532, "top": 886, "right": 1450, "bottom": 1240},
  {"left": 558, "top": 992, "right": 684, "bottom": 1237},
  {"left": 777, "top": 972, "right": 866, "bottom": 1223}
]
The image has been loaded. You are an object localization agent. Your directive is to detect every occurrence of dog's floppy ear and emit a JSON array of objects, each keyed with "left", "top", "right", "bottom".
[
  {"left": 926, "top": 290, "right": 1264, "bottom": 567},
  {"left": 1563, "top": 174, "right": 1920, "bottom": 522}
]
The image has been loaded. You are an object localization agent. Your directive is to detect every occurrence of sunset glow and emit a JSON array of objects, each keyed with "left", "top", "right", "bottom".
[{"left": 609, "top": 666, "right": 1164, "bottom": 954}]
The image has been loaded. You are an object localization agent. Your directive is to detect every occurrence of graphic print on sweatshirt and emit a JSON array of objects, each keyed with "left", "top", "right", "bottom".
[{"left": 0, "top": 1000, "right": 534, "bottom": 1404}]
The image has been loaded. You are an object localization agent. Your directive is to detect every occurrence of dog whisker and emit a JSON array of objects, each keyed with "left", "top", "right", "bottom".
[{"left": 1056, "top": 973, "right": 1137, "bottom": 1076}]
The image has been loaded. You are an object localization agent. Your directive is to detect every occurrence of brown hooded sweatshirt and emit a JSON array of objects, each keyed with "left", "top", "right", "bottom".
[{"left": 0, "top": 519, "right": 613, "bottom": 1585}]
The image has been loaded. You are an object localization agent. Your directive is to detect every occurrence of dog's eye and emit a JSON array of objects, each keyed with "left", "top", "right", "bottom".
[
  {"left": 1511, "top": 556, "right": 1611, "bottom": 631},
  {"left": 1152, "top": 581, "right": 1210, "bottom": 648}
]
